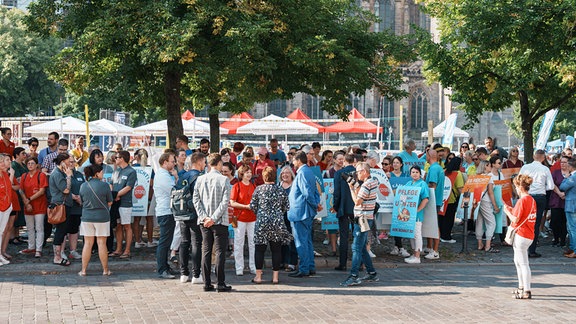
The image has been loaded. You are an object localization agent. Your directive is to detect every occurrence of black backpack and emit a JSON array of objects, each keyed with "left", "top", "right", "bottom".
[{"left": 171, "top": 173, "right": 200, "bottom": 221}]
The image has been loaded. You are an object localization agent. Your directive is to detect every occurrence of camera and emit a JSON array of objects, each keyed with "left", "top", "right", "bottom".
[{"left": 341, "top": 171, "right": 359, "bottom": 188}]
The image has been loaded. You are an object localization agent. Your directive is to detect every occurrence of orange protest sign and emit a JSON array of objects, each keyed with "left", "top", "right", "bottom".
[
  {"left": 494, "top": 179, "right": 513, "bottom": 206},
  {"left": 501, "top": 168, "right": 521, "bottom": 180},
  {"left": 462, "top": 175, "right": 491, "bottom": 204}
]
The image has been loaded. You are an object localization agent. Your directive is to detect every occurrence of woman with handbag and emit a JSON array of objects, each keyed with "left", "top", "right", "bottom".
[
  {"left": 230, "top": 164, "right": 257, "bottom": 276},
  {"left": 79, "top": 164, "right": 113, "bottom": 276},
  {"left": 0, "top": 153, "right": 15, "bottom": 266},
  {"left": 504, "top": 174, "right": 536, "bottom": 299},
  {"left": 48, "top": 153, "right": 74, "bottom": 266},
  {"left": 18, "top": 157, "right": 48, "bottom": 258}
]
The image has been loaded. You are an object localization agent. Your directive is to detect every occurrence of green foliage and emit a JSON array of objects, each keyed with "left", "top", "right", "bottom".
[
  {"left": 0, "top": 7, "right": 63, "bottom": 117},
  {"left": 417, "top": 0, "right": 576, "bottom": 160},
  {"left": 26, "top": 0, "right": 413, "bottom": 145}
]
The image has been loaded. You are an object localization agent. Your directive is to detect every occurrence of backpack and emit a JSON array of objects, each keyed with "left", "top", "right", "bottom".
[{"left": 171, "top": 173, "right": 200, "bottom": 221}]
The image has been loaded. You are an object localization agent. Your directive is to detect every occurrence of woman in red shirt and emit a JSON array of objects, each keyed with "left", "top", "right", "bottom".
[
  {"left": 504, "top": 174, "right": 537, "bottom": 299},
  {"left": 230, "top": 165, "right": 257, "bottom": 276},
  {"left": 252, "top": 147, "right": 276, "bottom": 186},
  {"left": 0, "top": 153, "right": 14, "bottom": 266},
  {"left": 19, "top": 157, "right": 49, "bottom": 257}
]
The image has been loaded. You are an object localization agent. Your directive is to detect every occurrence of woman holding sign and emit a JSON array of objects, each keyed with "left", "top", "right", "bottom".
[
  {"left": 475, "top": 160, "right": 500, "bottom": 253},
  {"left": 404, "top": 166, "right": 429, "bottom": 264},
  {"left": 504, "top": 175, "right": 536, "bottom": 299},
  {"left": 388, "top": 156, "right": 411, "bottom": 257}
]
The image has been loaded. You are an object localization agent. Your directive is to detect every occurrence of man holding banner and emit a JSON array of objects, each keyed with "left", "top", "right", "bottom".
[{"left": 340, "top": 162, "right": 379, "bottom": 287}]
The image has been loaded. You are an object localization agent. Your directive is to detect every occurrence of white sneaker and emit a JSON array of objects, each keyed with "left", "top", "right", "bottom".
[
  {"left": 440, "top": 238, "right": 457, "bottom": 244},
  {"left": 322, "top": 239, "right": 329, "bottom": 245},
  {"left": 147, "top": 241, "right": 158, "bottom": 248},
  {"left": 399, "top": 248, "right": 411, "bottom": 258},
  {"left": 389, "top": 246, "right": 399, "bottom": 255},
  {"left": 191, "top": 274, "right": 204, "bottom": 284},
  {"left": 404, "top": 255, "right": 420, "bottom": 264},
  {"left": 180, "top": 275, "right": 190, "bottom": 283},
  {"left": 0, "top": 255, "right": 10, "bottom": 265},
  {"left": 69, "top": 250, "right": 82, "bottom": 260},
  {"left": 61, "top": 251, "right": 68, "bottom": 260},
  {"left": 423, "top": 247, "right": 432, "bottom": 254},
  {"left": 368, "top": 250, "right": 376, "bottom": 258},
  {"left": 134, "top": 241, "right": 146, "bottom": 248},
  {"left": 424, "top": 251, "right": 440, "bottom": 260}
]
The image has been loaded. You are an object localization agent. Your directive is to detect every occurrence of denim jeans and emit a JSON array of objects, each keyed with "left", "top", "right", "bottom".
[
  {"left": 350, "top": 220, "right": 375, "bottom": 276},
  {"left": 529, "top": 194, "right": 546, "bottom": 254},
  {"left": 291, "top": 217, "right": 315, "bottom": 274},
  {"left": 178, "top": 220, "right": 202, "bottom": 277},
  {"left": 566, "top": 212, "right": 576, "bottom": 252},
  {"left": 156, "top": 215, "right": 175, "bottom": 275}
]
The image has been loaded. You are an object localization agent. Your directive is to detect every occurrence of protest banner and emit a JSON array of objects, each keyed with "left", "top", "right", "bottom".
[
  {"left": 390, "top": 176, "right": 411, "bottom": 193},
  {"left": 501, "top": 168, "right": 521, "bottom": 180},
  {"left": 321, "top": 179, "right": 339, "bottom": 230},
  {"left": 494, "top": 179, "right": 513, "bottom": 207},
  {"left": 132, "top": 166, "right": 153, "bottom": 217},
  {"left": 370, "top": 168, "right": 394, "bottom": 213},
  {"left": 438, "top": 176, "right": 452, "bottom": 215},
  {"left": 390, "top": 185, "right": 421, "bottom": 238},
  {"left": 455, "top": 192, "right": 475, "bottom": 219},
  {"left": 462, "top": 175, "right": 492, "bottom": 204}
]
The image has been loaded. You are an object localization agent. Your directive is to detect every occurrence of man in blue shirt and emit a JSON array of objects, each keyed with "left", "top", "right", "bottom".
[
  {"left": 425, "top": 148, "right": 444, "bottom": 260},
  {"left": 288, "top": 151, "right": 321, "bottom": 277},
  {"left": 268, "top": 138, "right": 286, "bottom": 167},
  {"left": 38, "top": 131, "right": 59, "bottom": 166},
  {"left": 398, "top": 139, "right": 425, "bottom": 174}
]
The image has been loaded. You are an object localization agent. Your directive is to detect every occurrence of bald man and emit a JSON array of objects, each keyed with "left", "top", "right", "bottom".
[{"left": 424, "top": 149, "right": 444, "bottom": 260}]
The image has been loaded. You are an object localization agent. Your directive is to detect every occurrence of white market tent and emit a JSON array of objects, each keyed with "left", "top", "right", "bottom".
[
  {"left": 134, "top": 118, "right": 229, "bottom": 136},
  {"left": 24, "top": 116, "right": 109, "bottom": 135},
  {"left": 89, "top": 119, "right": 134, "bottom": 136},
  {"left": 236, "top": 114, "right": 319, "bottom": 136},
  {"left": 420, "top": 119, "right": 469, "bottom": 139}
]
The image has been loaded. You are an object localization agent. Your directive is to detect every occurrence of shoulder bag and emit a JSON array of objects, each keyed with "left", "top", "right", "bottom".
[{"left": 504, "top": 213, "right": 530, "bottom": 245}]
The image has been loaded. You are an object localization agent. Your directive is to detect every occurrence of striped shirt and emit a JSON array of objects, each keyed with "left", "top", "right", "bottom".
[{"left": 354, "top": 177, "right": 378, "bottom": 219}]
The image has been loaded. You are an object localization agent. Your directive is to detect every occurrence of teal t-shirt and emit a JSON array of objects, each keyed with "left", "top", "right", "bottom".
[
  {"left": 407, "top": 179, "right": 430, "bottom": 222},
  {"left": 426, "top": 162, "right": 445, "bottom": 207}
]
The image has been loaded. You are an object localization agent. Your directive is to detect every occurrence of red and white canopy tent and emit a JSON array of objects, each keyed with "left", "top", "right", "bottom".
[
  {"left": 324, "top": 108, "right": 382, "bottom": 142},
  {"left": 286, "top": 108, "right": 326, "bottom": 133},
  {"left": 181, "top": 109, "right": 195, "bottom": 120},
  {"left": 220, "top": 112, "right": 254, "bottom": 135}
]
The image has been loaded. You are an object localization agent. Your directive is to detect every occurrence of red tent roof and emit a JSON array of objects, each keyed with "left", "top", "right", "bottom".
[
  {"left": 324, "top": 108, "right": 382, "bottom": 134},
  {"left": 220, "top": 112, "right": 254, "bottom": 135},
  {"left": 181, "top": 110, "right": 195, "bottom": 120},
  {"left": 286, "top": 108, "right": 325, "bottom": 133}
]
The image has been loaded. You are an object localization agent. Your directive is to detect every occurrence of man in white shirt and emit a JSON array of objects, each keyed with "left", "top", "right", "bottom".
[
  {"left": 153, "top": 152, "right": 178, "bottom": 279},
  {"left": 519, "top": 149, "right": 554, "bottom": 258}
]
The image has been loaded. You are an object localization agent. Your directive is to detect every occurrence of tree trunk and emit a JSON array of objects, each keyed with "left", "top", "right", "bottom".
[
  {"left": 209, "top": 112, "right": 220, "bottom": 153},
  {"left": 164, "top": 70, "right": 183, "bottom": 149},
  {"left": 519, "top": 91, "right": 533, "bottom": 163}
]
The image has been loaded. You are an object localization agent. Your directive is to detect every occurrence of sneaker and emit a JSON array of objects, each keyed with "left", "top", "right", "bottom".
[
  {"left": 440, "top": 238, "right": 457, "bottom": 244},
  {"left": 19, "top": 248, "right": 36, "bottom": 255},
  {"left": 180, "top": 275, "right": 190, "bottom": 283},
  {"left": 61, "top": 251, "right": 69, "bottom": 260},
  {"left": 322, "top": 239, "right": 329, "bottom": 245},
  {"left": 368, "top": 250, "right": 376, "bottom": 258},
  {"left": 69, "top": 250, "right": 82, "bottom": 260},
  {"left": 539, "top": 232, "right": 548, "bottom": 239},
  {"left": 423, "top": 247, "right": 432, "bottom": 254},
  {"left": 159, "top": 271, "right": 176, "bottom": 279},
  {"left": 340, "top": 275, "right": 361, "bottom": 287},
  {"left": 360, "top": 272, "right": 379, "bottom": 282},
  {"left": 0, "top": 255, "right": 10, "bottom": 265},
  {"left": 404, "top": 255, "right": 421, "bottom": 264},
  {"left": 147, "top": 241, "right": 158, "bottom": 248},
  {"left": 314, "top": 250, "right": 322, "bottom": 257},
  {"left": 424, "top": 251, "right": 440, "bottom": 260},
  {"left": 389, "top": 246, "right": 399, "bottom": 256},
  {"left": 399, "top": 248, "right": 411, "bottom": 258},
  {"left": 134, "top": 241, "right": 146, "bottom": 248},
  {"left": 191, "top": 275, "right": 204, "bottom": 284}
]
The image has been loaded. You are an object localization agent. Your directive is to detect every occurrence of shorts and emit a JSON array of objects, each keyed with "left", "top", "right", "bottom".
[
  {"left": 80, "top": 221, "right": 110, "bottom": 237},
  {"left": 119, "top": 207, "right": 133, "bottom": 225}
]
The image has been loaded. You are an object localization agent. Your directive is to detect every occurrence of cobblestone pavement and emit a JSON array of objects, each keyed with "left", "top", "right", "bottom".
[{"left": 2, "top": 222, "right": 576, "bottom": 323}]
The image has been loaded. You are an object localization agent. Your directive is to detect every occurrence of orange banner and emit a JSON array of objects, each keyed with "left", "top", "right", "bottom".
[
  {"left": 501, "top": 168, "right": 521, "bottom": 180},
  {"left": 494, "top": 179, "right": 513, "bottom": 206},
  {"left": 462, "top": 175, "right": 491, "bottom": 204}
]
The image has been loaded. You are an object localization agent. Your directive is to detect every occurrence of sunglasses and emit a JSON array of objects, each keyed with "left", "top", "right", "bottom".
[
  {"left": 472, "top": 158, "right": 479, "bottom": 161},
  {"left": 382, "top": 163, "right": 389, "bottom": 166},
  {"left": 461, "top": 146, "right": 469, "bottom": 149},
  {"left": 30, "top": 144, "right": 38, "bottom": 147}
]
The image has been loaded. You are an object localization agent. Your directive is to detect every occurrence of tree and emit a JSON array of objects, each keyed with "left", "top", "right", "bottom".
[
  {"left": 0, "top": 7, "right": 63, "bottom": 117},
  {"left": 417, "top": 0, "right": 576, "bottom": 162},
  {"left": 26, "top": 0, "right": 413, "bottom": 151}
]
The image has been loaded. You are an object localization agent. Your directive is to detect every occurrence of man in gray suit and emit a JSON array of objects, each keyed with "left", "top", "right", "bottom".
[{"left": 193, "top": 153, "right": 232, "bottom": 292}]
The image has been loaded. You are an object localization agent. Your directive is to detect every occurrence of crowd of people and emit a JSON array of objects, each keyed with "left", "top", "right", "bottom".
[{"left": 1, "top": 126, "right": 574, "bottom": 297}]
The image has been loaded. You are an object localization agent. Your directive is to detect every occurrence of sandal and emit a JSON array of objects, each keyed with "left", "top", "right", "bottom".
[
  {"left": 53, "top": 259, "right": 71, "bottom": 266},
  {"left": 272, "top": 280, "right": 279, "bottom": 285},
  {"left": 485, "top": 247, "right": 500, "bottom": 253},
  {"left": 477, "top": 245, "right": 484, "bottom": 251},
  {"left": 251, "top": 278, "right": 263, "bottom": 284},
  {"left": 119, "top": 253, "right": 131, "bottom": 259},
  {"left": 78, "top": 271, "right": 86, "bottom": 277},
  {"left": 108, "top": 252, "right": 121, "bottom": 257},
  {"left": 514, "top": 290, "right": 531, "bottom": 299},
  {"left": 103, "top": 270, "right": 112, "bottom": 276}
]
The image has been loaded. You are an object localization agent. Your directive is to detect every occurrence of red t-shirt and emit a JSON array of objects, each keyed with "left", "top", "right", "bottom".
[
  {"left": 20, "top": 171, "right": 49, "bottom": 215},
  {"left": 230, "top": 181, "right": 256, "bottom": 222},
  {"left": 511, "top": 195, "right": 537, "bottom": 240},
  {"left": 229, "top": 152, "right": 238, "bottom": 167},
  {"left": 10, "top": 176, "right": 20, "bottom": 212},
  {"left": 317, "top": 161, "right": 328, "bottom": 171},
  {"left": 252, "top": 159, "right": 276, "bottom": 186},
  {"left": 0, "top": 172, "right": 12, "bottom": 212},
  {"left": 0, "top": 140, "right": 15, "bottom": 158}
]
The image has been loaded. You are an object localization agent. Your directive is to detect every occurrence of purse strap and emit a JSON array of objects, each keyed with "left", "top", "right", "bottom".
[{"left": 87, "top": 181, "right": 108, "bottom": 209}]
